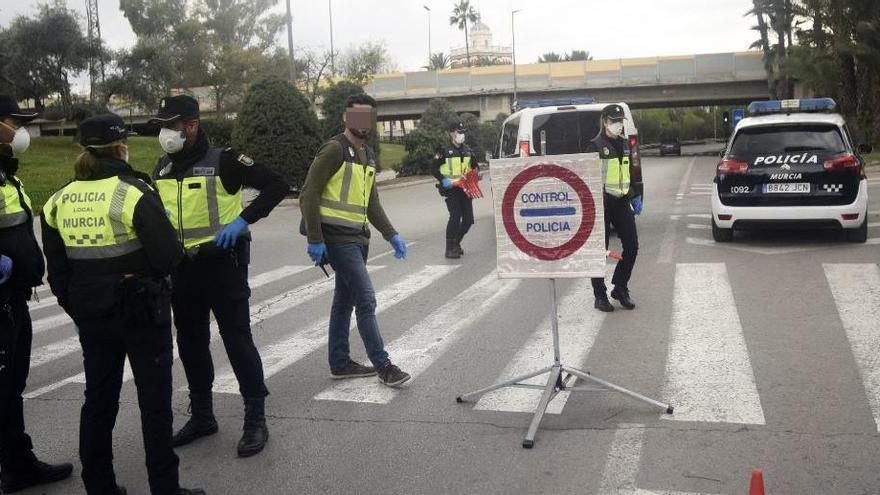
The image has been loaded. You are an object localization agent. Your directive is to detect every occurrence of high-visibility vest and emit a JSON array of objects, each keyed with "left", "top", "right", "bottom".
[
  {"left": 0, "top": 178, "right": 31, "bottom": 228},
  {"left": 603, "top": 155, "right": 631, "bottom": 198},
  {"left": 42, "top": 177, "right": 143, "bottom": 260},
  {"left": 319, "top": 136, "right": 376, "bottom": 230},
  {"left": 153, "top": 148, "right": 244, "bottom": 249},
  {"left": 439, "top": 150, "right": 471, "bottom": 181}
]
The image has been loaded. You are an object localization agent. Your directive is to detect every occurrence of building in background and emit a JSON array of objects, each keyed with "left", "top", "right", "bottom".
[{"left": 449, "top": 21, "right": 512, "bottom": 68}]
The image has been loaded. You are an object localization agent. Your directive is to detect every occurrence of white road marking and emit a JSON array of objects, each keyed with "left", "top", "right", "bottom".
[
  {"left": 315, "top": 273, "right": 520, "bottom": 404},
  {"left": 685, "top": 237, "right": 822, "bottom": 255},
  {"left": 659, "top": 158, "right": 697, "bottom": 264},
  {"left": 687, "top": 214, "right": 711, "bottom": 219},
  {"left": 824, "top": 263, "right": 880, "bottom": 432},
  {"left": 474, "top": 278, "right": 603, "bottom": 414},
  {"left": 662, "top": 263, "right": 765, "bottom": 425},
  {"left": 214, "top": 265, "right": 459, "bottom": 394},
  {"left": 687, "top": 192, "right": 711, "bottom": 196},
  {"left": 248, "top": 265, "right": 314, "bottom": 288},
  {"left": 686, "top": 223, "right": 711, "bottom": 230}
]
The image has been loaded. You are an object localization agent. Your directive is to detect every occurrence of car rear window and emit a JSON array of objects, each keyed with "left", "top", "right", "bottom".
[
  {"left": 531, "top": 110, "right": 603, "bottom": 155},
  {"left": 500, "top": 116, "right": 520, "bottom": 158},
  {"left": 730, "top": 124, "right": 846, "bottom": 156}
]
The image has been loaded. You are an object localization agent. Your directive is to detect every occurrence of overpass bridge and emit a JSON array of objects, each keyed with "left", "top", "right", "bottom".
[{"left": 366, "top": 51, "right": 771, "bottom": 122}]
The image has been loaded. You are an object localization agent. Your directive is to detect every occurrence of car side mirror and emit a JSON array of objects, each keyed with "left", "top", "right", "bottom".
[
  {"left": 858, "top": 144, "right": 873, "bottom": 155},
  {"left": 719, "top": 149, "right": 726, "bottom": 158}
]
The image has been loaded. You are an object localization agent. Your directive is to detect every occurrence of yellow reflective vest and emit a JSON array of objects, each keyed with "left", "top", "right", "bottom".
[
  {"left": 42, "top": 177, "right": 144, "bottom": 260},
  {"left": 603, "top": 155, "right": 631, "bottom": 198},
  {"left": 319, "top": 136, "right": 377, "bottom": 230},
  {"left": 0, "top": 178, "right": 32, "bottom": 229},
  {"left": 439, "top": 152, "right": 471, "bottom": 181},
  {"left": 153, "top": 148, "right": 244, "bottom": 249}
]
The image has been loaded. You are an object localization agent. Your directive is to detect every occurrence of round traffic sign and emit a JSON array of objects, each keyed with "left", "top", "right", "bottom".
[{"left": 501, "top": 164, "right": 596, "bottom": 261}]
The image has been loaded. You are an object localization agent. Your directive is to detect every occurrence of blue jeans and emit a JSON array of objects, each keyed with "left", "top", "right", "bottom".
[{"left": 326, "top": 242, "right": 390, "bottom": 370}]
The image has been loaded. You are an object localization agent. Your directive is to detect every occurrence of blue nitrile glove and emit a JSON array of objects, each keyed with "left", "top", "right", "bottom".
[
  {"left": 307, "top": 241, "right": 328, "bottom": 265},
  {"left": 631, "top": 196, "right": 643, "bottom": 216},
  {"left": 389, "top": 234, "right": 407, "bottom": 259},
  {"left": 441, "top": 178, "right": 453, "bottom": 189},
  {"left": 0, "top": 255, "right": 11, "bottom": 285},
  {"left": 214, "top": 216, "right": 248, "bottom": 249}
]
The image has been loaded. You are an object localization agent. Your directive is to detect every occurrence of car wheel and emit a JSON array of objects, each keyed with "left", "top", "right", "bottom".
[
  {"left": 845, "top": 217, "right": 867, "bottom": 243},
  {"left": 712, "top": 218, "right": 734, "bottom": 242}
]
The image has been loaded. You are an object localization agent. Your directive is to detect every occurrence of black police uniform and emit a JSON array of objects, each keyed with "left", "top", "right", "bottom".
[
  {"left": 431, "top": 126, "right": 478, "bottom": 258},
  {"left": 589, "top": 131, "right": 640, "bottom": 305},
  {"left": 40, "top": 115, "right": 202, "bottom": 495},
  {"left": 149, "top": 96, "right": 288, "bottom": 456},
  {"left": 0, "top": 95, "right": 73, "bottom": 494}
]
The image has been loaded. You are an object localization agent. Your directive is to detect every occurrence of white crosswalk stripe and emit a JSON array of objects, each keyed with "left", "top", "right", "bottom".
[
  {"left": 824, "top": 263, "right": 880, "bottom": 432},
  {"left": 214, "top": 264, "right": 459, "bottom": 394},
  {"left": 314, "top": 272, "right": 520, "bottom": 404},
  {"left": 661, "top": 263, "right": 765, "bottom": 425},
  {"left": 474, "top": 278, "right": 604, "bottom": 414}
]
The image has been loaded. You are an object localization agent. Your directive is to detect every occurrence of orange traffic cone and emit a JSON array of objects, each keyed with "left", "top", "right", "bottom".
[{"left": 749, "top": 469, "right": 765, "bottom": 495}]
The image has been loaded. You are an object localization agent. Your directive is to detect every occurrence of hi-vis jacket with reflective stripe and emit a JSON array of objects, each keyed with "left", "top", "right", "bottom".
[
  {"left": 153, "top": 148, "right": 244, "bottom": 249},
  {"left": 43, "top": 176, "right": 144, "bottom": 260},
  {"left": 0, "top": 155, "right": 45, "bottom": 290},
  {"left": 318, "top": 135, "right": 377, "bottom": 230},
  {"left": 0, "top": 178, "right": 32, "bottom": 228},
  {"left": 592, "top": 133, "right": 635, "bottom": 199}
]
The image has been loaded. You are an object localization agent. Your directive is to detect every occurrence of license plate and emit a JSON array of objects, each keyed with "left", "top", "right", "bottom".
[{"left": 763, "top": 182, "right": 810, "bottom": 193}]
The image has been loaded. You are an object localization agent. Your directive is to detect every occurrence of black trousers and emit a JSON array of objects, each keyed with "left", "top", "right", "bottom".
[
  {"left": 172, "top": 242, "right": 268, "bottom": 399},
  {"left": 77, "top": 312, "right": 179, "bottom": 495},
  {"left": 592, "top": 193, "right": 639, "bottom": 297},
  {"left": 0, "top": 289, "right": 35, "bottom": 473},
  {"left": 445, "top": 188, "right": 474, "bottom": 240}
]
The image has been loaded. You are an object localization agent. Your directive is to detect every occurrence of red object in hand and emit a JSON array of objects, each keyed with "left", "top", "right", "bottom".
[
  {"left": 453, "top": 169, "right": 483, "bottom": 199},
  {"left": 606, "top": 250, "right": 622, "bottom": 260}
]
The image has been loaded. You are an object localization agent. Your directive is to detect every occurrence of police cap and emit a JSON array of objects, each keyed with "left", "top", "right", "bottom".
[
  {"left": 0, "top": 95, "right": 38, "bottom": 122},
  {"left": 448, "top": 121, "right": 467, "bottom": 133},
  {"left": 149, "top": 95, "right": 200, "bottom": 124},
  {"left": 601, "top": 104, "right": 626, "bottom": 121},
  {"left": 78, "top": 114, "right": 135, "bottom": 147}
]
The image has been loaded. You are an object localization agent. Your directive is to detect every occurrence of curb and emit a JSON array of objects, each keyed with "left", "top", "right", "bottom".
[{"left": 277, "top": 177, "right": 436, "bottom": 207}]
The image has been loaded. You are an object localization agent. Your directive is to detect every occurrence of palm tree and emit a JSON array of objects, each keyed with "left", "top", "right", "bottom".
[
  {"left": 449, "top": 0, "right": 480, "bottom": 67},
  {"left": 565, "top": 50, "right": 593, "bottom": 62},
  {"left": 424, "top": 52, "right": 450, "bottom": 70},
  {"left": 538, "top": 52, "right": 562, "bottom": 63}
]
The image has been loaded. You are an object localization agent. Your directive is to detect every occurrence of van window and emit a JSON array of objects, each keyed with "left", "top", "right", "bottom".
[
  {"left": 531, "top": 110, "right": 603, "bottom": 155},
  {"left": 500, "top": 116, "right": 520, "bottom": 158}
]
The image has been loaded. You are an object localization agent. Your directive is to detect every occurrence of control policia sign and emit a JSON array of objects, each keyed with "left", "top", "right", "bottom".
[{"left": 491, "top": 154, "right": 605, "bottom": 279}]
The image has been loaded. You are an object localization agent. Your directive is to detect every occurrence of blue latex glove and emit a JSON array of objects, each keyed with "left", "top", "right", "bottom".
[
  {"left": 441, "top": 178, "right": 453, "bottom": 189},
  {"left": 389, "top": 234, "right": 407, "bottom": 260},
  {"left": 631, "top": 196, "right": 643, "bottom": 216},
  {"left": 214, "top": 216, "right": 248, "bottom": 249},
  {"left": 307, "top": 241, "right": 328, "bottom": 265},
  {"left": 0, "top": 255, "right": 11, "bottom": 285}
]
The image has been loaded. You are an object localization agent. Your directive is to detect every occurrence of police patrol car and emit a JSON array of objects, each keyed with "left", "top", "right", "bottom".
[
  {"left": 497, "top": 98, "right": 641, "bottom": 164},
  {"left": 711, "top": 98, "right": 871, "bottom": 243}
]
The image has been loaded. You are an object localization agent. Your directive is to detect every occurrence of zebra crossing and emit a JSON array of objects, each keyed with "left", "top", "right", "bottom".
[{"left": 21, "top": 254, "right": 880, "bottom": 434}]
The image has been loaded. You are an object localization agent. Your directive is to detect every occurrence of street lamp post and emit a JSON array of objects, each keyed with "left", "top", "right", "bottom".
[
  {"left": 423, "top": 5, "right": 431, "bottom": 68},
  {"left": 285, "top": 0, "right": 295, "bottom": 81},
  {"left": 329, "top": 0, "right": 335, "bottom": 75},
  {"left": 511, "top": 9, "right": 522, "bottom": 108}
]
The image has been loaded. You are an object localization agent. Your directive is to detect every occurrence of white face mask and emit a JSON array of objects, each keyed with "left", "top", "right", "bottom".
[
  {"left": 159, "top": 127, "right": 186, "bottom": 154},
  {"left": 1, "top": 122, "right": 30, "bottom": 155},
  {"left": 454, "top": 133, "right": 466, "bottom": 146},
  {"left": 120, "top": 144, "right": 130, "bottom": 163},
  {"left": 606, "top": 121, "right": 625, "bottom": 138}
]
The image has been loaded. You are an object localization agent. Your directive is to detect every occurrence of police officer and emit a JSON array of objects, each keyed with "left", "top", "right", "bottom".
[
  {"left": 432, "top": 122, "right": 478, "bottom": 259},
  {"left": 589, "top": 104, "right": 643, "bottom": 312},
  {"left": 149, "top": 95, "right": 288, "bottom": 457},
  {"left": 299, "top": 93, "right": 411, "bottom": 387},
  {"left": 0, "top": 95, "right": 73, "bottom": 494},
  {"left": 41, "top": 114, "right": 203, "bottom": 495}
]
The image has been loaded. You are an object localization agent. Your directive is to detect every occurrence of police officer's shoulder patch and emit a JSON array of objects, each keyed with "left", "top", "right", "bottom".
[
  {"left": 433, "top": 153, "right": 441, "bottom": 160},
  {"left": 237, "top": 154, "right": 254, "bottom": 167},
  {"left": 602, "top": 147, "right": 610, "bottom": 156}
]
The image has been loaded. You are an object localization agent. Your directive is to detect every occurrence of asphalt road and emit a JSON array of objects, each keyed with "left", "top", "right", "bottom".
[{"left": 18, "top": 155, "right": 880, "bottom": 494}]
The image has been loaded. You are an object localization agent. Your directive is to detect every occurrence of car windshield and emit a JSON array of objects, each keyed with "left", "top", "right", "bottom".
[
  {"left": 730, "top": 124, "right": 846, "bottom": 156},
  {"left": 531, "top": 110, "right": 603, "bottom": 155}
]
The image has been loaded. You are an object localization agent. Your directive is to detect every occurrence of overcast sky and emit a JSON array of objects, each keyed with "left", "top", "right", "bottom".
[{"left": 1, "top": 0, "right": 758, "bottom": 91}]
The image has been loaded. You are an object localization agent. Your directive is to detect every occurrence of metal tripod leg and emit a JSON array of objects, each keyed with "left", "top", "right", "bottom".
[
  {"left": 456, "top": 366, "right": 554, "bottom": 403},
  {"left": 563, "top": 366, "right": 673, "bottom": 414},
  {"left": 522, "top": 365, "right": 562, "bottom": 449}
]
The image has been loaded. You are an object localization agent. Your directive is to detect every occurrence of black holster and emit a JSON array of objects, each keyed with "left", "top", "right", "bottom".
[{"left": 118, "top": 275, "right": 172, "bottom": 326}]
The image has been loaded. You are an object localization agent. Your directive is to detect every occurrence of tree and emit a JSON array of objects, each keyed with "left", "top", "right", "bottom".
[
  {"left": 293, "top": 48, "right": 333, "bottom": 104},
  {"left": 338, "top": 41, "right": 395, "bottom": 86},
  {"left": 565, "top": 50, "right": 593, "bottom": 61},
  {"left": 449, "top": 0, "right": 480, "bottom": 68},
  {"left": 538, "top": 52, "right": 562, "bottom": 63},
  {"left": 318, "top": 80, "right": 381, "bottom": 162},
  {"left": 746, "top": 0, "right": 796, "bottom": 99},
  {"left": 425, "top": 52, "right": 450, "bottom": 71},
  {"left": 119, "top": 0, "right": 187, "bottom": 37},
  {"left": 232, "top": 75, "right": 321, "bottom": 190},
  {"left": 400, "top": 98, "right": 458, "bottom": 176}
]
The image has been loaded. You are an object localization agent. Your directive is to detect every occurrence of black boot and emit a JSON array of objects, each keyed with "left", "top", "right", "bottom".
[
  {"left": 172, "top": 392, "right": 218, "bottom": 447},
  {"left": 444, "top": 238, "right": 460, "bottom": 259},
  {"left": 455, "top": 236, "right": 464, "bottom": 256},
  {"left": 610, "top": 286, "right": 636, "bottom": 310},
  {"left": 594, "top": 296, "right": 614, "bottom": 312},
  {"left": 237, "top": 397, "right": 268, "bottom": 458},
  {"left": 0, "top": 457, "right": 73, "bottom": 493}
]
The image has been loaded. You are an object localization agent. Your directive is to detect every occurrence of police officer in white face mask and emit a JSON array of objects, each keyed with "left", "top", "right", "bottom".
[
  {"left": 0, "top": 95, "right": 74, "bottom": 493},
  {"left": 588, "top": 104, "right": 643, "bottom": 313},
  {"left": 431, "top": 122, "right": 479, "bottom": 259}
]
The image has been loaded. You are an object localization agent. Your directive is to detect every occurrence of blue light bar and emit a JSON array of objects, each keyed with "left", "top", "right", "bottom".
[
  {"left": 516, "top": 97, "right": 596, "bottom": 110},
  {"left": 747, "top": 98, "right": 836, "bottom": 115}
]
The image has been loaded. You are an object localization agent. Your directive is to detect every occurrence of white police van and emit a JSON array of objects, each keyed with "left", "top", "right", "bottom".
[
  {"left": 711, "top": 98, "right": 871, "bottom": 243},
  {"left": 497, "top": 98, "right": 641, "bottom": 166}
]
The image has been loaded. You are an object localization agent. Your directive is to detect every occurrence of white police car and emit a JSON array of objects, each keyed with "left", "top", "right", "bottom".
[{"left": 711, "top": 98, "right": 872, "bottom": 243}]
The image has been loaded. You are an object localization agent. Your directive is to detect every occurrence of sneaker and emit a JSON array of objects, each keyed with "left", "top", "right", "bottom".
[
  {"left": 330, "top": 360, "right": 377, "bottom": 379},
  {"left": 377, "top": 363, "right": 411, "bottom": 388}
]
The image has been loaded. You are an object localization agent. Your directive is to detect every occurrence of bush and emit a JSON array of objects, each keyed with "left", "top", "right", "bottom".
[
  {"left": 200, "top": 118, "right": 235, "bottom": 148},
  {"left": 232, "top": 76, "right": 322, "bottom": 191},
  {"left": 319, "top": 80, "right": 381, "bottom": 163},
  {"left": 399, "top": 127, "right": 446, "bottom": 176}
]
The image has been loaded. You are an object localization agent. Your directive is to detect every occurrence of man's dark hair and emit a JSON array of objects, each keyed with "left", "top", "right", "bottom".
[{"left": 345, "top": 93, "right": 377, "bottom": 108}]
